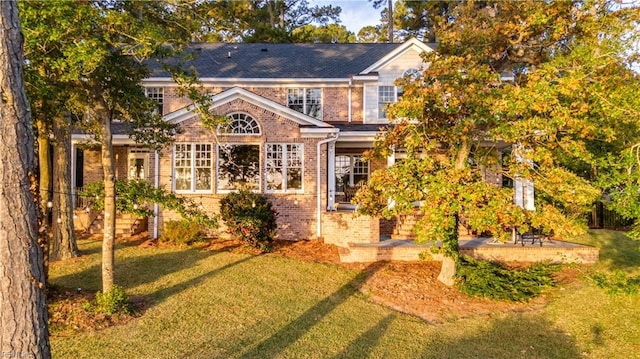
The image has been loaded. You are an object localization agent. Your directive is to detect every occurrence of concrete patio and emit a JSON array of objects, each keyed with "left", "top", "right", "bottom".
[{"left": 338, "top": 236, "right": 600, "bottom": 264}]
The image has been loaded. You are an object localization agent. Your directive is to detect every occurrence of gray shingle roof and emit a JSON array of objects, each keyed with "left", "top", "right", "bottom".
[{"left": 148, "top": 43, "right": 415, "bottom": 79}]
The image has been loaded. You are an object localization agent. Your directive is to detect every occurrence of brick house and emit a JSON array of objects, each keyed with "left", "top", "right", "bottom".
[{"left": 71, "top": 38, "right": 435, "bottom": 245}]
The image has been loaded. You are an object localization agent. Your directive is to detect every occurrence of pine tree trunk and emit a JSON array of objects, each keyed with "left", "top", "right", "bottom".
[
  {"left": 50, "top": 115, "right": 78, "bottom": 261},
  {"left": 0, "top": 1, "right": 51, "bottom": 356}
]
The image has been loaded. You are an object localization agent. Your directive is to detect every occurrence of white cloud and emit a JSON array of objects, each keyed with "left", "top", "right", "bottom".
[{"left": 312, "top": 0, "right": 382, "bottom": 33}]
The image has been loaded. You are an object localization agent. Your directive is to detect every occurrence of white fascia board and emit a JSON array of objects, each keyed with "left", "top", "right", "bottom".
[
  {"left": 71, "top": 134, "right": 137, "bottom": 146},
  {"left": 351, "top": 75, "right": 379, "bottom": 81},
  {"left": 336, "top": 131, "right": 382, "bottom": 143},
  {"left": 360, "top": 38, "right": 433, "bottom": 75},
  {"left": 143, "top": 78, "right": 351, "bottom": 88},
  {"left": 300, "top": 127, "right": 339, "bottom": 138}
]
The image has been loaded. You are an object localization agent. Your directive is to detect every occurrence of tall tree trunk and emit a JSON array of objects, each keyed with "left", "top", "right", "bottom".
[
  {"left": 437, "top": 138, "right": 471, "bottom": 286},
  {"left": 387, "top": 0, "right": 393, "bottom": 43},
  {"left": 99, "top": 108, "right": 116, "bottom": 293},
  {"left": 36, "top": 119, "right": 51, "bottom": 215},
  {"left": 50, "top": 115, "right": 78, "bottom": 261},
  {"left": 0, "top": 1, "right": 51, "bottom": 356}
]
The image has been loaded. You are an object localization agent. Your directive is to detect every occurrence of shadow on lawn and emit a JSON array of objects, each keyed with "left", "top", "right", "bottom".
[
  {"left": 50, "top": 240, "right": 245, "bottom": 295},
  {"left": 422, "top": 314, "right": 581, "bottom": 359},
  {"left": 587, "top": 230, "right": 640, "bottom": 271},
  {"left": 239, "top": 261, "right": 387, "bottom": 359},
  {"left": 331, "top": 313, "right": 397, "bottom": 359}
]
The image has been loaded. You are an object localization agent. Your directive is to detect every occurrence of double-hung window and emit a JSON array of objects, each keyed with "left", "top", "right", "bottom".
[
  {"left": 266, "top": 143, "right": 303, "bottom": 192},
  {"left": 173, "top": 143, "right": 212, "bottom": 193},
  {"left": 287, "top": 88, "right": 322, "bottom": 120},
  {"left": 145, "top": 87, "right": 164, "bottom": 115},
  {"left": 378, "top": 85, "right": 396, "bottom": 119}
]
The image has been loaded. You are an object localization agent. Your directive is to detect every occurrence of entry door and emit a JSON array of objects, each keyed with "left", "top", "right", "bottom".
[{"left": 128, "top": 149, "right": 149, "bottom": 180}]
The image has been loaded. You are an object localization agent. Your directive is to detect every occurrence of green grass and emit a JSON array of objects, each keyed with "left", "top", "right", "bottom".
[{"left": 50, "top": 230, "right": 640, "bottom": 358}]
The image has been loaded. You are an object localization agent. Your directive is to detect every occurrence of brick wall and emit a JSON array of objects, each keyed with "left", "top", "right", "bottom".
[
  {"left": 322, "top": 212, "right": 380, "bottom": 246},
  {"left": 153, "top": 97, "right": 328, "bottom": 241},
  {"left": 162, "top": 85, "right": 365, "bottom": 125}
]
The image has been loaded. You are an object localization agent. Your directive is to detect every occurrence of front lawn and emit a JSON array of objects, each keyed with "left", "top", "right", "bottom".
[{"left": 49, "top": 230, "right": 640, "bottom": 358}]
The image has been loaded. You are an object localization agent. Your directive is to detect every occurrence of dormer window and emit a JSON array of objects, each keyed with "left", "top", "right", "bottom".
[{"left": 287, "top": 88, "right": 322, "bottom": 120}]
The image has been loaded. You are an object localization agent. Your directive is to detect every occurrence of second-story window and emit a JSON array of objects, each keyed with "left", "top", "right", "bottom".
[
  {"left": 145, "top": 87, "right": 164, "bottom": 115},
  {"left": 287, "top": 88, "right": 322, "bottom": 120},
  {"left": 378, "top": 85, "right": 396, "bottom": 119}
]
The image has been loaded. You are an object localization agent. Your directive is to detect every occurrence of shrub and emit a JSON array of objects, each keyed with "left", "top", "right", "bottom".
[
  {"left": 591, "top": 271, "right": 640, "bottom": 295},
  {"left": 94, "top": 285, "right": 131, "bottom": 314},
  {"left": 220, "top": 189, "right": 277, "bottom": 252},
  {"left": 161, "top": 220, "right": 206, "bottom": 246},
  {"left": 456, "top": 256, "right": 559, "bottom": 302}
]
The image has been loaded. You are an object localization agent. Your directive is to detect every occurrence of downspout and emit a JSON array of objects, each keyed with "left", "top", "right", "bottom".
[
  {"left": 153, "top": 150, "right": 159, "bottom": 239},
  {"left": 317, "top": 133, "right": 339, "bottom": 238},
  {"left": 348, "top": 77, "right": 352, "bottom": 123}
]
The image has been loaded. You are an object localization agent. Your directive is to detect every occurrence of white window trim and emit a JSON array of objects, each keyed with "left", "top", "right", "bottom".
[
  {"left": 172, "top": 143, "right": 213, "bottom": 194},
  {"left": 216, "top": 143, "right": 262, "bottom": 194},
  {"left": 287, "top": 87, "right": 323, "bottom": 120},
  {"left": 264, "top": 143, "right": 305, "bottom": 194}
]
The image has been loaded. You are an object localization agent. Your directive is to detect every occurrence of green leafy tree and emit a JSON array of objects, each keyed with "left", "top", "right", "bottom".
[
  {"left": 196, "top": 0, "right": 343, "bottom": 43},
  {"left": 292, "top": 23, "right": 355, "bottom": 43},
  {"left": 355, "top": 0, "right": 640, "bottom": 285},
  {"left": 21, "top": 1, "right": 208, "bottom": 292}
]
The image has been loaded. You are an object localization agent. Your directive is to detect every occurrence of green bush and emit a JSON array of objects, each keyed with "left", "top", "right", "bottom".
[
  {"left": 591, "top": 271, "right": 640, "bottom": 295},
  {"left": 456, "top": 256, "right": 559, "bottom": 302},
  {"left": 94, "top": 285, "right": 131, "bottom": 314},
  {"left": 220, "top": 189, "right": 278, "bottom": 252},
  {"left": 161, "top": 220, "right": 206, "bottom": 246}
]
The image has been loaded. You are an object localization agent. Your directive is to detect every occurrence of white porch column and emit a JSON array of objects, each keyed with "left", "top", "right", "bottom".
[
  {"left": 153, "top": 150, "right": 160, "bottom": 239},
  {"left": 71, "top": 141, "right": 76, "bottom": 207},
  {"left": 387, "top": 148, "right": 395, "bottom": 167},
  {"left": 327, "top": 141, "right": 336, "bottom": 210}
]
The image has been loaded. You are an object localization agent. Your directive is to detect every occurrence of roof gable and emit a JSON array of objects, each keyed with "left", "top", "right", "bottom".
[
  {"left": 359, "top": 38, "right": 434, "bottom": 75},
  {"left": 164, "top": 87, "right": 333, "bottom": 128}
]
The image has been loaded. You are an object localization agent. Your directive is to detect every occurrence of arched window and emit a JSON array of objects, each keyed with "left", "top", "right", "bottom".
[
  {"left": 402, "top": 68, "right": 421, "bottom": 80},
  {"left": 218, "top": 113, "right": 260, "bottom": 135}
]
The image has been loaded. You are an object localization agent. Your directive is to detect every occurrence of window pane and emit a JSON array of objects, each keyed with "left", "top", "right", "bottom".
[
  {"left": 287, "top": 88, "right": 304, "bottom": 114},
  {"left": 352, "top": 155, "right": 369, "bottom": 186},
  {"left": 335, "top": 155, "right": 351, "bottom": 192},
  {"left": 175, "top": 168, "right": 192, "bottom": 191},
  {"left": 266, "top": 144, "right": 283, "bottom": 191},
  {"left": 194, "top": 144, "right": 212, "bottom": 191},
  {"left": 287, "top": 168, "right": 302, "bottom": 190},
  {"left": 174, "top": 144, "right": 192, "bottom": 191},
  {"left": 218, "top": 144, "right": 260, "bottom": 191},
  {"left": 305, "top": 88, "right": 322, "bottom": 119},
  {"left": 286, "top": 144, "right": 303, "bottom": 190}
]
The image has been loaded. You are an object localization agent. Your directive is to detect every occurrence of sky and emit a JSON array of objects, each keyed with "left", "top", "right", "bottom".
[{"left": 312, "top": 0, "right": 382, "bottom": 33}]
